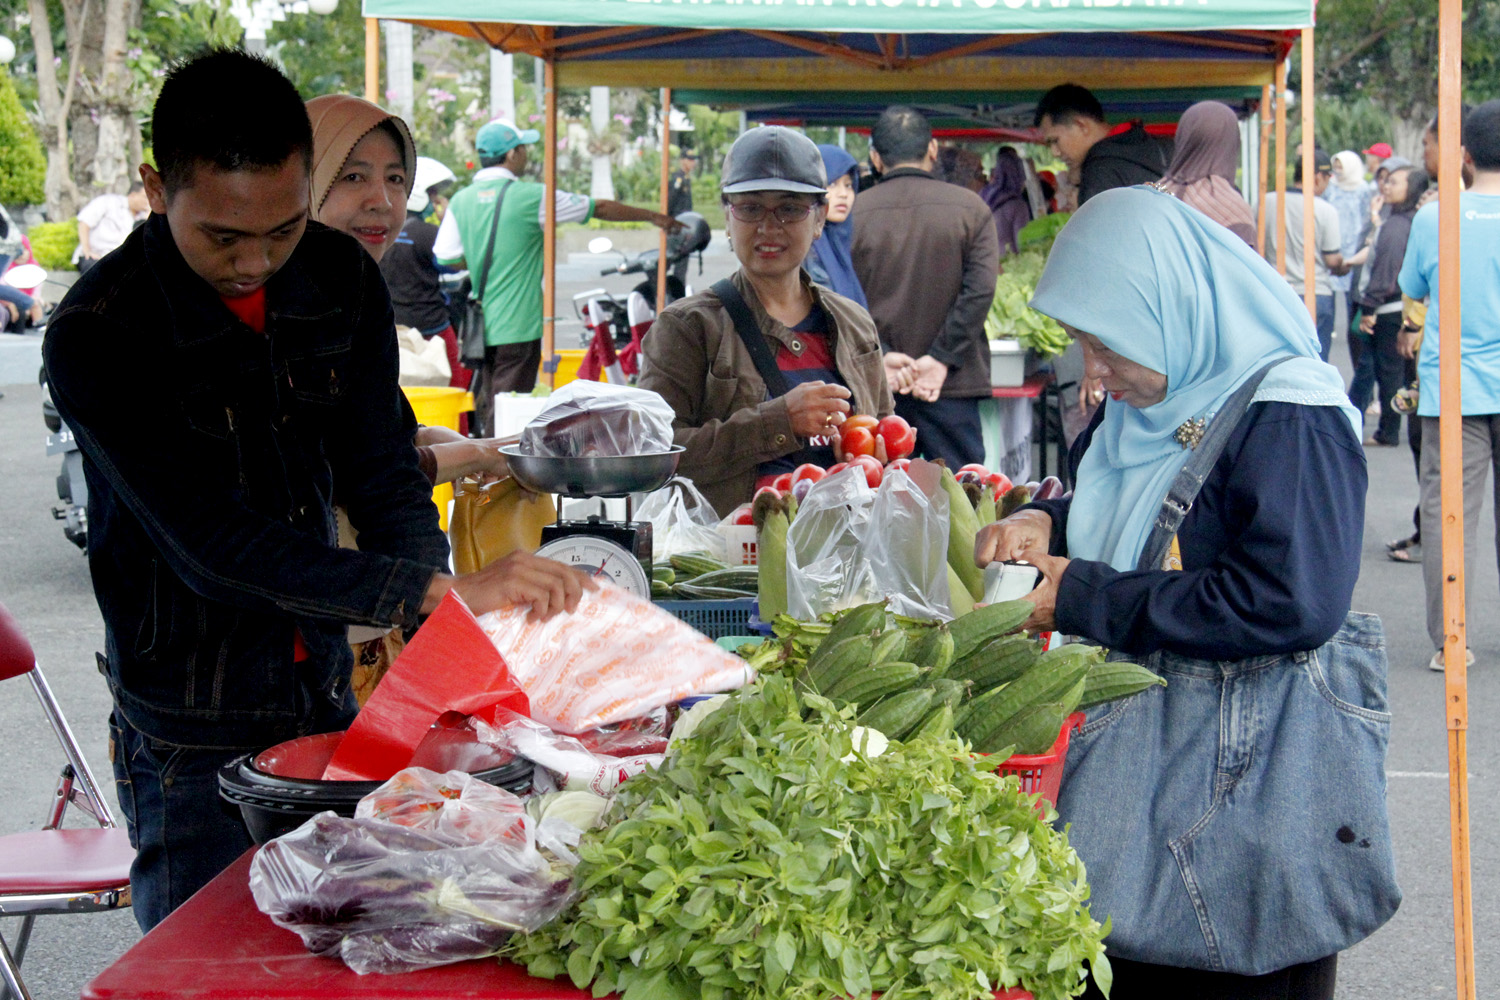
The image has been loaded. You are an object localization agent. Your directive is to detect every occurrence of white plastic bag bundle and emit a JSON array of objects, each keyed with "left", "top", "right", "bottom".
[
  {"left": 635, "top": 477, "right": 728, "bottom": 561},
  {"left": 518, "top": 381, "right": 676, "bottom": 457},
  {"left": 786, "top": 462, "right": 953, "bottom": 620}
]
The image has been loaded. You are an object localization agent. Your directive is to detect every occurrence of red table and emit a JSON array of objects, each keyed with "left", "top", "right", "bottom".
[
  {"left": 83, "top": 850, "right": 1031, "bottom": 1000},
  {"left": 990, "top": 372, "right": 1051, "bottom": 400}
]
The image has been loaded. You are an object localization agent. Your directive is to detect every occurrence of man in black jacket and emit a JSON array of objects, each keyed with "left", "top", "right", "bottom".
[
  {"left": 1034, "top": 83, "right": 1167, "bottom": 206},
  {"left": 44, "top": 49, "right": 588, "bottom": 932}
]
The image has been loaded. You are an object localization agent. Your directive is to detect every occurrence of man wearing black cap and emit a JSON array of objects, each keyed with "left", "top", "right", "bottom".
[
  {"left": 851, "top": 106, "right": 999, "bottom": 469},
  {"left": 1262, "top": 148, "right": 1349, "bottom": 361}
]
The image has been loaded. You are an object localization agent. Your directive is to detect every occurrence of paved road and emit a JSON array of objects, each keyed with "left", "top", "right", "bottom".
[{"left": 0, "top": 276, "right": 1496, "bottom": 996}]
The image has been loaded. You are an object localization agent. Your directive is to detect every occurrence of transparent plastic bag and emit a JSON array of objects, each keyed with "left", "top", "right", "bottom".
[
  {"left": 786, "top": 462, "right": 952, "bottom": 620},
  {"left": 866, "top": 463, "right": 953, "bottom": 620},
  {"left": 470, "top": 707, "right": 666, "bottom": 795},
  {"left": 355, "top": 768, "right": 529, "bottom": 846},
  {"left": 249, "top": 770, "right": 576, "bottom": 975},
  {"left": 518, "top": 381, "right": 675, "bottom": 457},
  {"left": 635, "top": 477, "right": 729, "bottom": 560}
]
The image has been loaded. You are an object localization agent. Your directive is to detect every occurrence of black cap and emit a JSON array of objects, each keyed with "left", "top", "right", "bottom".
[
  {"left": 721, "top": 126, "right": 827, "bottom": 195},
  {"left": 1314, "top": 148, "right": 1333, "bottom": 172}
]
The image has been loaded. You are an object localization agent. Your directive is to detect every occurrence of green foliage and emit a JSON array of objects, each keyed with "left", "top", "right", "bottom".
[
  {"left": 29, "top": 221, "right": 77, "bottom": 271},
  {"left": 506, "top": 674, "right": 1109, "bottom": 1000},
  {"left": 1289, "top": 95, "right": 1395, "bottom": 162},
  {"left": 0, "top": 69, "right": 44, "bottom": 206},
  {"left": 268, "top": 0, "right": 368, "bottom": 99}
]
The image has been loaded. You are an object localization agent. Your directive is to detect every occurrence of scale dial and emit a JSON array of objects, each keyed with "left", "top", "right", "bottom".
[{"left": 536, "top": 536, "right": 651, "bottom": 598}]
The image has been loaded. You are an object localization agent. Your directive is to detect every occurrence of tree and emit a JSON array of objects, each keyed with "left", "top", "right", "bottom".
[{"left": 0, "top": 68, "right": 45, "bottom": 204}]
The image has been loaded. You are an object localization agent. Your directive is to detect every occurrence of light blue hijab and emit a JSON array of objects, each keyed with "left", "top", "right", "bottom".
[{"left": 1030, "top": 186, "right": 1361, "bottom": 572}]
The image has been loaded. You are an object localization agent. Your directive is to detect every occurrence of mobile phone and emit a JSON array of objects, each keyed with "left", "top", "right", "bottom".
[{"left": 982, "top": 560, "right": 1043, "bottom": 604}]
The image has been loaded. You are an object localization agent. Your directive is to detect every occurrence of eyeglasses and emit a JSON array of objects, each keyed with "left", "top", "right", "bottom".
[{"left": 726, "top": 201, "right": 816, "bottom": 225}]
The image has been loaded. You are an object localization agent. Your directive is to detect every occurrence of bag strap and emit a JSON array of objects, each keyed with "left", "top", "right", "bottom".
[
  {"left": 712, "top": 277, "right": 822, "bottom": 468},
  {"left": 469, "top": 179, "right": 513, "bottom": 303},
  {"left": 1136, "top": 357, "right": 1293, "bottom": 572}
]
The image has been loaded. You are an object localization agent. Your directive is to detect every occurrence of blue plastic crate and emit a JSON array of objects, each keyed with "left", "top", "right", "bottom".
[{"left": 654, "top": 599, "right": 758, "bottom": 640}]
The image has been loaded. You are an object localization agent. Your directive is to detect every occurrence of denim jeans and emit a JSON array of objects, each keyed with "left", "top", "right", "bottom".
[
  {"left": 109, "top": 712, "right": 254, "bottom": 932},
  {"left": 1055, "top": 613, "right": 1399, "bottom": 974},
  {"left": 1314, "top": 294, "right": 1334, "bottom": 362}
]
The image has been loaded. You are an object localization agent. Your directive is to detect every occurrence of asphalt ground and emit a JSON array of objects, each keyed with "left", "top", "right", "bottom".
[{"left": 0, "top": 259, "right": 1495, "bottom": 997}]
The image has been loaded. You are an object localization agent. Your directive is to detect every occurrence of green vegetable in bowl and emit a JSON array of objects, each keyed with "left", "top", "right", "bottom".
[
  {"left": 985, "top": 242, "right": 1072, "bottom": 358},
  {"left": 505, "top": 675, "right": 1111, "bottom": 1000}
]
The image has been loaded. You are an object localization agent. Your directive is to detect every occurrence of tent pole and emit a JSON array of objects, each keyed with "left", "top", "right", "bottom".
[
  {"left": 364, "top": 19, "right": 379, "bottom": 103},
  {"left": 542, "top": 50, "right": 558, "bottom": 389},
  {"left": 1299, "top": 28, "right": 1315, "bottom": 321},
  {"left": 1273, "top": 59, "right": 1287, "bottom": 277},
  {"left": 1257, "top": 84, "right": 1271, "bottom": 255},
  {"left": 1437, "top": 0, "right": 1475, "bottom": 990},
  {"left": 657, "top": 87, "right": 672, "bottom": 316}
]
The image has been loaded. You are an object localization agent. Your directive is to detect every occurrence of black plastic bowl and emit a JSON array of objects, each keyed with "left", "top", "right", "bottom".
[{"left": 219, "top": 727, "right": 533, "bottom": 844}]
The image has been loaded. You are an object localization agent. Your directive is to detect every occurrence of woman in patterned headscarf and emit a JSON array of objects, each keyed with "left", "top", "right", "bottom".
[{"left": 1158, "top": 101, "right": 1257, "bottom": 246}]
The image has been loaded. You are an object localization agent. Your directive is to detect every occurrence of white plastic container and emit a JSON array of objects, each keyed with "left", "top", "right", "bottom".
[{"left": 990, "top": 339, "right": 1027, "bottom": 387}]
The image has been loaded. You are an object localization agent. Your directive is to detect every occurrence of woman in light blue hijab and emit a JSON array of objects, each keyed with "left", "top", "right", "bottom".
[{"left": 974, "top": 187, "right": 1396, "bottom": 999}]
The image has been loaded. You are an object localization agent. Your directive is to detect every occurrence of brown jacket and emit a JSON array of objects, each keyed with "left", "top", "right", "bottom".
[
  {"left": 851, "top": 167, "right": 1000, "bottom": 398},
  {"left": 639, "top": 270, "right": 894, "bottom": 517}
]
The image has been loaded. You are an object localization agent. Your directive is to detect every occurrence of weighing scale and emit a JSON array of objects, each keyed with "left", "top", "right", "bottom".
[{"left": 500, "top": 446, "right": 685, "bottom": 599}]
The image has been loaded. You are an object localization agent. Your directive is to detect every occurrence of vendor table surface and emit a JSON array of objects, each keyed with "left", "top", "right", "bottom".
[
  {"left": 990, "top": 373, "right": 1051, "bottom": 399},
  {"left": 82, "top": 850, "right": 1032, "bottom": 1000}
]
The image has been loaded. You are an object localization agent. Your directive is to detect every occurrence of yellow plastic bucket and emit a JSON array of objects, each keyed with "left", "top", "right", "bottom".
[
  {"left": 401, "top": 386, "right": 474, "bottom": 531},
  {"left": 549, "top": 349, "right": 589, "bottom": 388}
]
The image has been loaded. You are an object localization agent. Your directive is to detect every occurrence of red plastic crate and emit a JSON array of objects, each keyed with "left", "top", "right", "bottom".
[{"left": 992, "top": 712, "right": 1086, "bottom": 808}]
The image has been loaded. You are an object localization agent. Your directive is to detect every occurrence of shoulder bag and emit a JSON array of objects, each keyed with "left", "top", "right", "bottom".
[
  {"left": 711, "top": 278, "right": 819, "bottom": 468},
  {"left": 458, "top": 180, "right": 513, "bottom": 367},
  {"left": 1054, "top": 357, "right": 1400, "bottom": 975}
]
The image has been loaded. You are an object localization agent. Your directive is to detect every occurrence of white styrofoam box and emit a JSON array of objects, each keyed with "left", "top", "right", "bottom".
[
  {"left": 990, "top": 339, "right": 1027, "bottom": 387},
  {"left": 494, "top": 392, "right": 551, "bottom": 438}
]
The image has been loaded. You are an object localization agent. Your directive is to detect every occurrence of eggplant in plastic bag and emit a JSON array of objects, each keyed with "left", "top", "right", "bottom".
[{"left": 248, "top": 769, "right": 577, "bottom": 975}]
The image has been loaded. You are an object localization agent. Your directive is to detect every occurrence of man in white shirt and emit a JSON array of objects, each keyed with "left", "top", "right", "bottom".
[
  {"left": 1262, "top": 149, "right": 1350, "bottom": 361},
  {"left": 77, "top": 182, "right": 150, "bottom": 273}
]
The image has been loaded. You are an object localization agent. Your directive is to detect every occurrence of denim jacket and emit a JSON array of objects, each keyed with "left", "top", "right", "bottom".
[{"left": 44, "top": 216, "right": 450, "bottom": 748}]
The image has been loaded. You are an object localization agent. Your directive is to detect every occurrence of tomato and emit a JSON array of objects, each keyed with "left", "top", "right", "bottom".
[
  {"left": 826, "top": 462, "right": 849, "bottom": 476},
  {"left": 958, "top": 463, "right": 990, "bottom": 478},
  {"left": 771, "top": 473, "right": 794, "bottom": 492},
  {"left": 843, "top": 414, "right": 879, "bottom": 433},
  {"left": 732, "top": 504, "right": 755, "bottom": 526},
  {"left": 791, "top": 463, "right": 826, "bottom": 486},
  {"left": 885, "top": 458, "right": 912, "bottom": 475},
  {"left": 876, "top": 415, "right": 917, "bottom": 460},
  {"left": 851, "top": 454, "right": 883, "bottom": 489},
  {"left": 840, "top": 426, "right": 877, "bottom": 460},
  {"left": 983, "top": 472, "right": 1012, "bottom": 495},
  {"left": 754, "top": 485, "right": 783, "bottom": 500}
]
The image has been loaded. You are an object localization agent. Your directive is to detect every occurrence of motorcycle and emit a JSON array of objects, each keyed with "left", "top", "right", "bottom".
[
  {"left": 40, "top": 365, "right": 87, "bottom": 551},
  {"left": 572, "top": 212, "right": 711, "bottom": 383}
]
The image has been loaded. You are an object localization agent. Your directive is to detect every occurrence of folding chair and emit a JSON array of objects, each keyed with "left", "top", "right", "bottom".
[{"left": 0, "top": 602, "right": 134, "bottom": 1000}]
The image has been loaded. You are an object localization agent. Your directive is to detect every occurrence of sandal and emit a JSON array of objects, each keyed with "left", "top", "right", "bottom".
[
  {"left": 1387, "top": 534, "right": 1418, "bottom": 552},
  {"left": 1389, "top": 543, "right": 1422, "bottom": 563}
]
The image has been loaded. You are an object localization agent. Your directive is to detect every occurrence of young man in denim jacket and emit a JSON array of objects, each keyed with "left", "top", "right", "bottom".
[{"left": 43, "top": 49, "right": 589, "bottom": 931}]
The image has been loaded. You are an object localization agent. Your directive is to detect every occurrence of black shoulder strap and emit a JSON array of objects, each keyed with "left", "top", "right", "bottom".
[
  {"left": 712, "top": 278, "right": 793, "bottom": 399},
  {"left": 469, "top": 179, "right": 513, "bottom": 303},
  {"left": 1136, "top": 357, "right": 1293, "bottom": 572}
]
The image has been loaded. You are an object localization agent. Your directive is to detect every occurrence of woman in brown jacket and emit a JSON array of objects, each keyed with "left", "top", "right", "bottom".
[{"left": 639, "top": 127, "right": 893, "bottom": 517}]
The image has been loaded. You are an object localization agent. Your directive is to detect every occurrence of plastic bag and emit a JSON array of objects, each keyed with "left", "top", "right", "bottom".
[
  {"left": 249, "top": 770, "right": 576, "bottom": 975},
  {"left": 518, "top": 380, "right": 675, "bottom": 457},
  {"left": 471, "top": 707, "right": 666, "bottom": 795},
  {"left": 355, "top": 768, "right": 529, "bottom": 846},
  {"left": 787, "top": 462, "right": 953, "bottom": 620},
  {"left": 786, "top": 467, "right": 879, "bottom": 618},
  {"left": 635, "top": 477, "right": 728, "bottom": 560},
  {"left": 475, "top": 584, "right": 753, "bottom": 734}
]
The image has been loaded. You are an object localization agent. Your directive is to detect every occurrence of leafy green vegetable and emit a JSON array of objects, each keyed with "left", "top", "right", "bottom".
[
  {"left": 984, "top": 243, "right": 1072, "bottom": 358},
  {"left": 505, "top": 675, "right": 1109, "bottom": 1000},
  {"left": 1017, "top": 212, "right": 1071, "bottom": 250}
]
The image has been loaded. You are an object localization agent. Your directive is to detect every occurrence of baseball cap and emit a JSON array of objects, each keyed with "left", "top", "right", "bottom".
[
  {"left": 1313, "top": 148, "right": 1333, "bottom": 172},
  {"left": 1363, "top": 142, "right": 1394, "bottom": 159},
  {"left": 476, "top": 119, "right": 540, "bottom": 159},
  {"left": 721, "top": 126, "right": 828, "bottom": 195}
]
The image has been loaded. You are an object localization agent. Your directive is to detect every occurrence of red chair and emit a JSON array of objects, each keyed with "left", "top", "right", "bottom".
[{"left": 0, "top": 602, "right": 133, "bottom": 1000}]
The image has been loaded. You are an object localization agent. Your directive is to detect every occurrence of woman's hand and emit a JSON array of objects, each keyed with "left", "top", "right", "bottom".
[
  {"left": 785, "top": 380, "right": 852, "bottom": 438},
  {"left": 883, "top": 352, "right": 920, "bottom": 394},
  {"left": 1018, "top": 548, "right": 1069, "bottom": 632},
  {"left": 1398, "top": 328, "right": 1421, "bottom": 359},
  {"left": 974, "top": 509, "right": 1053, "bottom": 566},
  {"left": 1358, "top": 312, "right": 1377, "bottom": 335},
  {"left": 426, "top": 551, "right": 599, "bottom": 621}
]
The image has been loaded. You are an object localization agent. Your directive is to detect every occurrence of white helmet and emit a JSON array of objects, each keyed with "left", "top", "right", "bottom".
[{"left": 407, "top": 156, "right": 457, "bottom": 214}]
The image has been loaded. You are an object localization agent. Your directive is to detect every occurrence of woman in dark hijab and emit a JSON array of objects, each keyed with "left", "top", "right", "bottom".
[
  {"left": 1159, "top": 101, "right": 1257, "bottom": 246},
  {"left": 805, "top": 144, "right": 868, "bottom": 308},
  {"left": 979, "top": 146, "right": 1033, "bottom": 255}
]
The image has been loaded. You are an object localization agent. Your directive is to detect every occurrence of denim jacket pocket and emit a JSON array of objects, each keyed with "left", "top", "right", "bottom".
[
  {"left": 182, "top": 388, "right": 234, "bottom": 440},
  {"left": 287, "top": 352, "right": 350, "bottom": 407}
]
